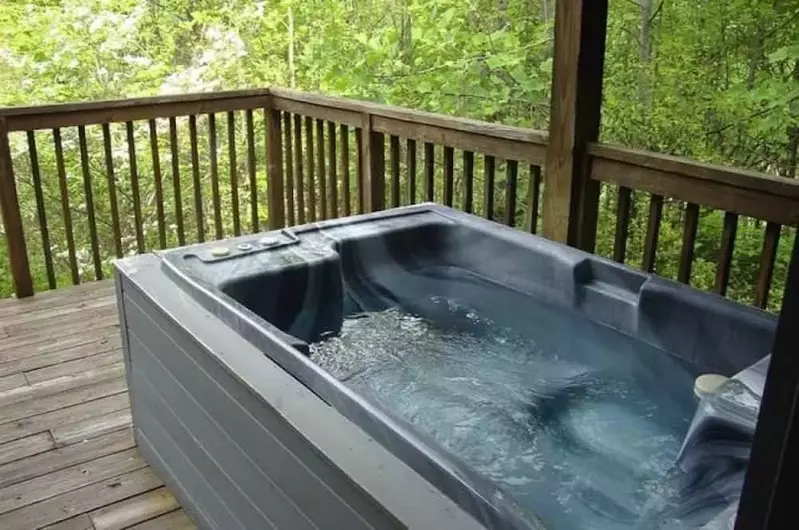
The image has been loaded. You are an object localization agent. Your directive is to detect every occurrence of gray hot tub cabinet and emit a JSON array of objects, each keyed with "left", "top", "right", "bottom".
[
  {"left": 115, "top": 256, "right": 488, "bottom": 530},
  {"left": 115, "top": 204, "right": 775, "bottom": 530}
]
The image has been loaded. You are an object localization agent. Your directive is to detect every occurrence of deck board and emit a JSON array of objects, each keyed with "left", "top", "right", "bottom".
[{"left": 0, "top": 281, "right": 197, "bottom": 530}]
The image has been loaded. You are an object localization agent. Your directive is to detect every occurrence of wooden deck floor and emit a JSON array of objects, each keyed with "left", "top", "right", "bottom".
[{"left": 0, "top": 281, "right": 196, "bottom": 530}]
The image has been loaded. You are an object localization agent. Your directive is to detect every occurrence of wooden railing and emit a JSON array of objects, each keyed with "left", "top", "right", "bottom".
[{"left": 1, "top": 88, "right": 797, "bottom": 311}]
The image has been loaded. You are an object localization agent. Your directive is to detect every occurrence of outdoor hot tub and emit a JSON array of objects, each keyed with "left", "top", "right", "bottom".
[{"left": 115, "top": 204, "right": 776, "bottom": 530}]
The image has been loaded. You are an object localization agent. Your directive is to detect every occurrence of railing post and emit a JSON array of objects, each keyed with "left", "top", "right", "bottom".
[
  {"left": 266, "top": 99, "right": 285, "bottom": 229},
  {"left": 360, "top": 112, "right": 385, "bottom": 213},
  {"left": 542, "top": 0, "right": 608, "bottom": 250},
  {"left": 0, "top": 116, "right": 33, "bottom": 298}
]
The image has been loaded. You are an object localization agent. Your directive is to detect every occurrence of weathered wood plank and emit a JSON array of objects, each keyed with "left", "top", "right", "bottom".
[
  {"left": 424, "top": 142, "right": 435, "bottom": 202},
  {"left": 0, "top": 467, "right": 161, "bottom": 530},
  {"left": 128, "top": 510, "right": 196, "bottom": 530},
  {"left": 0, "top": 428, "right": 134, "bottom": 489},
  {"left": 355, "top": 127, "right": 364, "bottom": 214},
  {"left": 340, "top": 124, "right": 350, "bottom": 217},
  {"left": 305, "top": 116, "right": 316, "bottom": 221},
  {"left": 0, "top": 447, "right": 146, "bottom": 514},
  {"left": 0, "top": 316, "right": 119, "bottom": 354},
  {"left": 525, "top": 165, "right": 542, "bottom": 234},
  {"left": 0, "top": 363, "right": 122, "bottom": 409},
  {"left": 0, "top": 333, "right": 121, "bottom": 377},
  {"left": 0, "top": 373, "right": 26, "bottom": 392},
  {"left": 25, "top": 350, "right": 123, "bottom": 386},
  {"left": 316, "top": 118, "right": 327, "bottom": 218},
  {"left": 0, "top": 294, "right": 115, "bottom": 331},
  {"left": 0, "top": 281, "right": 112, "bottom": 317},
  {"left": 0, "top": 432, "right": 54, "bottom": 466},
  {"left": 90, "top": 487, "right": 179, "bottom": 530},
  {"left": 0, "top": 378, "right": 127, "bottom": 433},
  {"left": 390, "top": 135, "right": 401, "bottom": 208},
  {"left": 125, "top": 121, "right": 145, "bottom": 253},
  {"left": 271, "top": 96, "right": 361, "bottom": 128},
  {"left": 484, "top": 155, "right": 496, "bottom": 221},
  {"left": 406, "top": 138, "right": 417, "bottom": 205},
  {"left": 51, "top": 409, "right": 132, "bottom": 448},
  {"left": 42, "top": 514, "right": 94, "bottom": 530}
]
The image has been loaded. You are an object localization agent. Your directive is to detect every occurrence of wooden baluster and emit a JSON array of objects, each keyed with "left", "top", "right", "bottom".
[
  {"left": 504, "top": 159, "right": 518, "bottom": 226},
  {"left": 188, "top": 115, "right": 204, "bottom": 242},
  {"left": 406, "top": 139, "right": 417, "bottom": 205},
  {"left": 754, "top": 222, "right": 781, "bottom": 309},
  {"left": 245, "top": 110, "right": 259, "bottom": 232},
  {"left": 525, "top": 165, "right": 542, "bottom": 234},
  {"left": 424, "top": 142, "right": 435, "bottom": 202},
  {"left": 266, "top": 108, "right": 285, "bottom": 229},
  {"left": 443, "top": 146, "right": 454, "bottom": 207},
  {"left": 363, "top": 114, "right": 385, "bottom": 213},
  {"left": 328, "top": 121, "right": 338, "bottom": 218},
  {"left": 101, "top": 124, "right": 123, "bottom": 258},
  {"left": 355, "top": 127, "right": 364, "bottom": 214},
  {"left": 483, "top": 155, "right": 496, "bottom": 221},
  {"left": 462, "top": 151, "right": 474, "bottom": 214},
  {"left": 315, "top": 119, "right": 327, "bottom": 219},
  {"left": 613, "top": 186, "right": 632, "bottom": 263},
  {"left": 641, "top": 194, "right": 663, "bottom": 272},
  {"left": 282, "top": 113, "right": 295, "bottom": 227},
  {"left": 125, "top": 122, "right": 145, "bottom": 253},
  {"left": 340, "top": 124, "right": 350, "bottom": 217},
  {"left": 390, "top": 135, "right": 401, "bottom": 208},
  {"left": 78, "top": 126, "right": 102, "bottom": 279},
  {"left": 208, "top": 114, "right": 223, "bottom": 239},
  {"left": 305, "top": 116, "right": 316, "bottom": 221},
  {"left": 147, "top": 120, "right": 167, "bottom": 249},
  {"left": 27, "top": 132, "right": 55, "bottom": 289},
  {"left": 678, "top": 202, "right": 700, "bottom": 284},
  {"left": 714, "top": 212, "right": 738, "bottom": 296},
  {"left": 294, "top": 115, "right": 305, "bottom": 224},
  {"left": 167, "top": 118, "right": 185, "bottom": 246},
  {"left": 53, "top": 128, "right": 79, "bottom": 284},
  {"left": 228, "top": 112, "right": 241, "bottom": 235}
]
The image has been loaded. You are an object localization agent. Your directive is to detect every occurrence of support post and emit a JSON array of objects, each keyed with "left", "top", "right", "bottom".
[
  {"left": 267, "top": 104, "right": 285, "bottom": 229},
  {"left": 735, "top": 234, "right": 799, "bottom": 529},
  {"left": 0, "top": 117, "right": 33, "bottom": 297},
  {"left": 542, "top": 0, "right": 608, "bottom": 250}
]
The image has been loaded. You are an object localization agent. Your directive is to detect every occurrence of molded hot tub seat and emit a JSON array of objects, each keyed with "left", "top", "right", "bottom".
[{"left": 115, "top": 204, "right": 777, "bottom": 530}]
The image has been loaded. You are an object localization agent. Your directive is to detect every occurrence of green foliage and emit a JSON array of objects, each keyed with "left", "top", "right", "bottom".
[{"left": 0, "top": 0, "right": 796, "bottom": 311}]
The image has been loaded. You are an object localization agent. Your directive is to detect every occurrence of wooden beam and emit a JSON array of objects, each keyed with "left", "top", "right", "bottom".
[
  {"left": 266, "top": 106, "right": 285, "bottom": 229},
  {"left": 0, "top": 117, "right": 33, "bottom": 298},
  {"left": 542, "top": 0, "right": 608, "bottom": 249},
  {"left": 735, "top": 233, "right": 799, "bottom": 530}
]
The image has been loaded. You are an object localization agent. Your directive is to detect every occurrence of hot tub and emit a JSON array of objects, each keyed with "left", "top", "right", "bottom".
[{"left": 115, "top": 204, "right": 776, "bottom": 530}]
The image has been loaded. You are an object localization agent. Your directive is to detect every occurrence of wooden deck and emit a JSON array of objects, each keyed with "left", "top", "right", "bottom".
[{"left": 0, "top": 281, "right": 196, "bottom": 530}]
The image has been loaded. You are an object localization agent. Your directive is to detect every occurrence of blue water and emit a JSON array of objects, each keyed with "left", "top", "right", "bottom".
[{"left": 309, "top": 266, "right": 711, "bottom": 529}]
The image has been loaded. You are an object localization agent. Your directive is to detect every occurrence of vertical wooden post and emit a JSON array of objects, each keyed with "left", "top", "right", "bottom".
[
  {"left": 542, "top": 0, "right": 608, "bottom": 249},
  {"left": 267, "top": 104, "right": 285, "bottom": 229},
  {"left": 735, "top": 234, "right": 799, "bottom": 530},
  {"left": 0, "top": 117, "right": 33, "bottom": 298},
  {"left": 360, "top": 113, "right": 385, "bottom": 213}
]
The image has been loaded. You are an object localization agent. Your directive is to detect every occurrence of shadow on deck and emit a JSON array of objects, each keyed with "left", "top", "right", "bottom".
[{"left": 0, "top": 281, "right": 195, "bottom": 530}]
